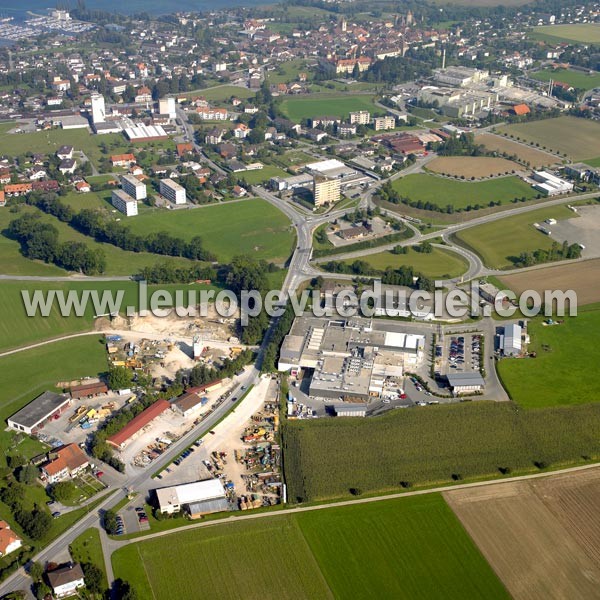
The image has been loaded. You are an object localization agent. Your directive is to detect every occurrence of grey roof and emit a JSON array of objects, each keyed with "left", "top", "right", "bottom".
[
  {"left": 334, "top": 404, "right": 368, "bottom": 413},
  {"left": 446, "top": 372, "right": 485, "bottom": 387},
  {"left": 47, "top": 563, "right": 84, "bottom": 589},
  {"left": 187, "top": 497, "right": 229, "bottom": 515},
  {"left": 8, "top": 391, "right": 69, "bottom": 428}
]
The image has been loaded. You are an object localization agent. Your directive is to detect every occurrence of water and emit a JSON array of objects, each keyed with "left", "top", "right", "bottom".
[{"left": 0, "top": 0, "right": 270, "bottom": 18}]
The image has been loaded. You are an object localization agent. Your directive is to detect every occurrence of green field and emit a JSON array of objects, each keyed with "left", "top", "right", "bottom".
[
  {"left": 454, "top": 204, "right": 575, "bottom": 269},
  {"left": 0, "top": 205, "right": 201, "bottom": 277},
  {"left": 530, "top": 68, "right": 600, "bottom": 91},
  {"left": 199, "top": 86, "right": 255, "bottom": 103},
  {"left": 69, "top": 528, "right": 108, "bottom": 592},
  {"left": 391, "top": 174, "right": 536, "bottom": 210},
  {"left": 498, "top": 305, "right": 600, "bottom": 408},
  {"left": 530, "top": 23, "right": 600, "bottom": 44},
  {"left": 279, "top": 94, "right": 382, "bottom": 121},
  {"left": 283, "top": 400, "right": 600, "bottom": 502},
  {"left": 113, "top": 495, "right": 508, "bottom": 600},
  {"left": 339, "top": 246, "right": 469, "bottom": 279},
  {"left": 583, "top": 156, "right": 600, "bottom": 167},
  {"left": 498, "top": 116, "right": 600, "bottom": 161},
  {"left": 126, "top": 199, "right": 294, "bottom": 263},
  {"left": 0, "top": 280, "right": 220, "bottom": 353},
  {"left": 0, "top": 127, "right": 173, "bottom": 169},
  {"left": 266, "top": 59, "right": 311, "bottom": 85},
  {"left": 238, "top": 165, "right": 290, "bottom": 185}
]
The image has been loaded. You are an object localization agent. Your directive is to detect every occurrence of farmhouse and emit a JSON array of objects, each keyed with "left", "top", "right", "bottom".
[
  {"left": 41, "top": 444, "right": 90, "bottom": 484},
  {"left": 155, "top": 479, "right": 228, "bottom": 517},
  {"left": 47, "top": 564, "right": 85, "bottom": 599},
  {"left": 7, "top": 391, "right": 71, "bottom": 435},
  {"left": 447, "top": 372, "right": 485, "bottom": 395},
  {"left": 0, "top": 522, "right": 22, "bottom": 557},
  {"left": 110, "top": 153, "right": 136, "bottom": 167},
  {"left": 107, "top": 399, "right": 170, "bottom": 450}
]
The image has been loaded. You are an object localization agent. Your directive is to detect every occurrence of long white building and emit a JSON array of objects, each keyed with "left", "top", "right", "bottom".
[
  {"left": 112, "top": 189, "right": 138, "bottom": 217},
  {"left": 159, "top": 178, "right": 186, "bottom": 204},
  {"left": 121, "top": 174, "right": 147, "bottom": 201}
]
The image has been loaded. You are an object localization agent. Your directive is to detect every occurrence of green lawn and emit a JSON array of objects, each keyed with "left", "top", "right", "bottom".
[
  {"left": 454, "top": 204, "right": 576, "bottom": 269},
  {"left": 498, "top": 305, "right": 600, "bottom": 408},
  {"left": 530, "top": 68, "right": 600, "bottom": 91},
  {"left": 126, "top": 199, "right": 294, "bottom": 263},
  {"left": 238, "top": 165, "right": 290, "bottom": 185},
  {"left": 0, "top": 204, "right": 206, "bottom": 277},
  {"left": 0, "top": 127, "right": 175, "bottom": 168},
  {"left": 297, "top": 495, "right": 509, "bottom": 600},
  {"left": 498, "top": 117, "right": 600, "bottom": 161},
  {"left": 113, "top": 494, "right": 508, "bottom": 600},
  {"left": 583, "top": 156, "right": 600, "bottom": 168},
  {"left": 391, "top": 174, "right": 536, "bottom": 210},
  {"left": 530, "top": 23, "right": 600, "bottom": 44},
  {"left": 279, "top": 94, "right": 383, "bottom": 121},
  {"left": 339, "top": 246, "right": 469, "bottom": 279},
  {"left": 69, "top": 528, "right": 108, "bottom": 592},
  {"left": 266, "top": 59, "right": 311, "bottom": 85},
  {"left": 112, "top": 517, "right": 333, "bottom": 600},
  {"left": 191, "top": 86, "right": 254, "bottom": 103}
]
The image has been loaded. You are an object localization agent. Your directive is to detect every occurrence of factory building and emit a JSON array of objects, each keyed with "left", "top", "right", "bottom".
[
  {"left": 500, "top": 323, "right": 522, "bottom": 356},
  {"left": 155, "top": 479, "right": 228, "bottom": 517},
  {"left": 7, "top": 392, "right": 71, "bottom": 435},
  {"left": 90, "top": 93, "right": 105, "bottom": 124},
  {"left": 446, "top": 372, "right": 485, "bottom": 395},
  {"left": 531, "top": 171, "right": 574, "bottom": 196}
]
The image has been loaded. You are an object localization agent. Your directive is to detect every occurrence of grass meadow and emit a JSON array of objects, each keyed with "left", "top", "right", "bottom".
[
  {"left": 530, "top": 24, "right": 600, "bottom": 44},
  {"left": 279, "top": 94, "right": 382, "bottom": 121}
]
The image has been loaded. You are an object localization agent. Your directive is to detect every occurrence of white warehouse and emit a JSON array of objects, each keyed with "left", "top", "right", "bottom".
[
  {"left": 532, "top": 171, "right": 574, "bottom": 197},
  {"left": 111, "top": 189, "right": 138, "bottom": 217},
  {"left": 121, "top": 174, "right": 147, "bottom": 201},
  {"left": 160, "top": 178, "right": 186, "bottom": 204}
]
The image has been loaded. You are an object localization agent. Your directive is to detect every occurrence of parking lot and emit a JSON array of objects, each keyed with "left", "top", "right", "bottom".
[
  {"left": 116, "top": 500, "right": 150, "bottom": 536},
  {"left": 438, "top": 333, "right": 482, "bottom": 376}
]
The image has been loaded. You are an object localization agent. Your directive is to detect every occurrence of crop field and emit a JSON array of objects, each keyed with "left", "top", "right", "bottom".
[
  {"left": 279, "top": 94, "right": 382, "bottom": 121},
  {"left": 390, "top": 174, "right": 536, "bottom": 210},
  {"left": 238, "top": 165, "right": 290, "bottom": 185},
  {"left": 112, "top": 494, "right": 508, "bottom": 600},
  {"left": 498, "top": 304, "right": 600, "bottom": 408},
  {"left": 530, "top": 23, "right": 600, "bottom": 44},
  {"left": 500, "top": 258, "right": 600, "bottom": 307},
  {"left": 339, "top": 246, "right": 469, "bottom": 279},
  {"left": 0, "top": 204, "right": 199, "bottom": 277},
  {"left": 476, "top": 133, "right": 560, "bottom": 169},
  {"left": 453, "top": 204, "right": 576, "bottom": 269},
  {"left": 498, "top": 117, "right": 600, "bottom": 161},
  {"left": 282, "top": 401, "right": 600, "bottom": 502},
  {"left": 427, "top": 156, "right": 522, "bottom": 179},
  {"left": 530, "top": 67, "right": 600, "bottom": 90},
  {"left": 112, "top": 517, "right": 334, "bottom": 600},
  {"left": 125, "top": 199, "right": 294, "bottom": 263},
  {"left": 444, "top": 467, "right": 600, "bottom": 600}
]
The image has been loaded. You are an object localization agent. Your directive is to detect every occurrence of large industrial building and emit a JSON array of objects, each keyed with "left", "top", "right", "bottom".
[
  {"left": 155, "top": 479, "right": 228, "bottom": 517},
  {"left": 90, "top": 93, "right": 105, "bottom": 124},
  {"left": 7, "top": 392, "right": 71, "bottom": 435},
  {"left": 531, "top": 171, "right": 574, "bottom": 196},
  {"left": 111, "top": 189, "right": 138, "bottom": 217},
  {"left": 500, "top": 323, "right": 523, "bottom": 356},
  {"left": 107, "top": 399, "right": 170, "bottom": 450},
  {"left": 447, "top": 372, "right": 485, "bottom": 395},
  {"left": 278, "top": 315, "right": 425, "bottom": 401},
  {"left": 121, "top": 174, "right": 147, "bottom": 201},
  {"left": 124, "top": 124, "right": 168, "bottom": 142},
  {"left": 159, "top": 178, "right": 186, "bottom": 204}
]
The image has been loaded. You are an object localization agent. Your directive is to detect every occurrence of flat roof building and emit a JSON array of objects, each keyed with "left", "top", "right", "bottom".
[
  {"left": 532, "top": 171, "right": 574, "bottom": 196},
  {"left": 313, "top": 175, "right": 340, "bottom": 207},
  {"left": 446, "top": 372, "right": 485, "bottom": 395},
  {"left": 111, "top": 189, "right": 138, "bottom": 217},
  {"left": 7, "top": 392, "right": 71, "bottom": 435},
  {"left": 124, "top": 124, "right": 168, "bottom": 142},
  {"left": 159, "top": 178, "right": 186, "bottom": 204},
  {"left": 121, "top": 174, "right": 147, "bottom": 201},
  {"left": 334, "top": 404, "right": 367, "bottom": 417},
  {"left": 156, "top": 479, "right": 228, "bottom": 517},
  {"left": 500, "top": 323, "right": 522, "bottom": 356}
]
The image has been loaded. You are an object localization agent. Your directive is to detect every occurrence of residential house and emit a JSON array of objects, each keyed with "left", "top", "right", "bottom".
[
  {"left": 41, "top": 444, "right": 90, "bottom": 484},
  {"left": 59, "top": 158, "right": 77, "bottom": 174},
  {"left": 75, "top": 180, "right": 91, "bottom": 193},
  {"left": 0, "top": 522, "right": 22, "bottom": 557},
  {"left": 110, "top": 153, "right": 136, "bottom": 167},
  {"left": 233, "top": 123, "right": 249, "bottom": 139},
  {"left": 205, "top": 129, "right": 224, "bottom": 145},
  {"left": 56, "top": 145, "right": 74, "bottom": 160},
  {"left": 0, "top": 191, "right": 5, "bottom": 207},
  {"left": 135, "top": 85, "right": 153, "bottom": 103},
  {"left": 232, "top": 185, "right": 247, "bottom": 197},
  {"left": 47, "top": 564, "right": 86, "bottom": 599}
]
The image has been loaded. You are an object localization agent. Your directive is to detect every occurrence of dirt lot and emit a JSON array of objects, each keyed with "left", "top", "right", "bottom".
[
  {"left": 500, "top": 258, "right": 600, "bottom": 307},
  {"left": 427, "top": 156, "right": 522, "bottom": 179},
  {"left": 477, "top": 133, "right": 560, "bottom": 169},
  {"left": 444, "top": 467, "right": 600, "bottom": 600}
]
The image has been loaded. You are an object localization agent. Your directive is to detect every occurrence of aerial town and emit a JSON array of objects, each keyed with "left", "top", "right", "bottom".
[{"left": 0, "top": 0, "right": 599, "bottom": 598}]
